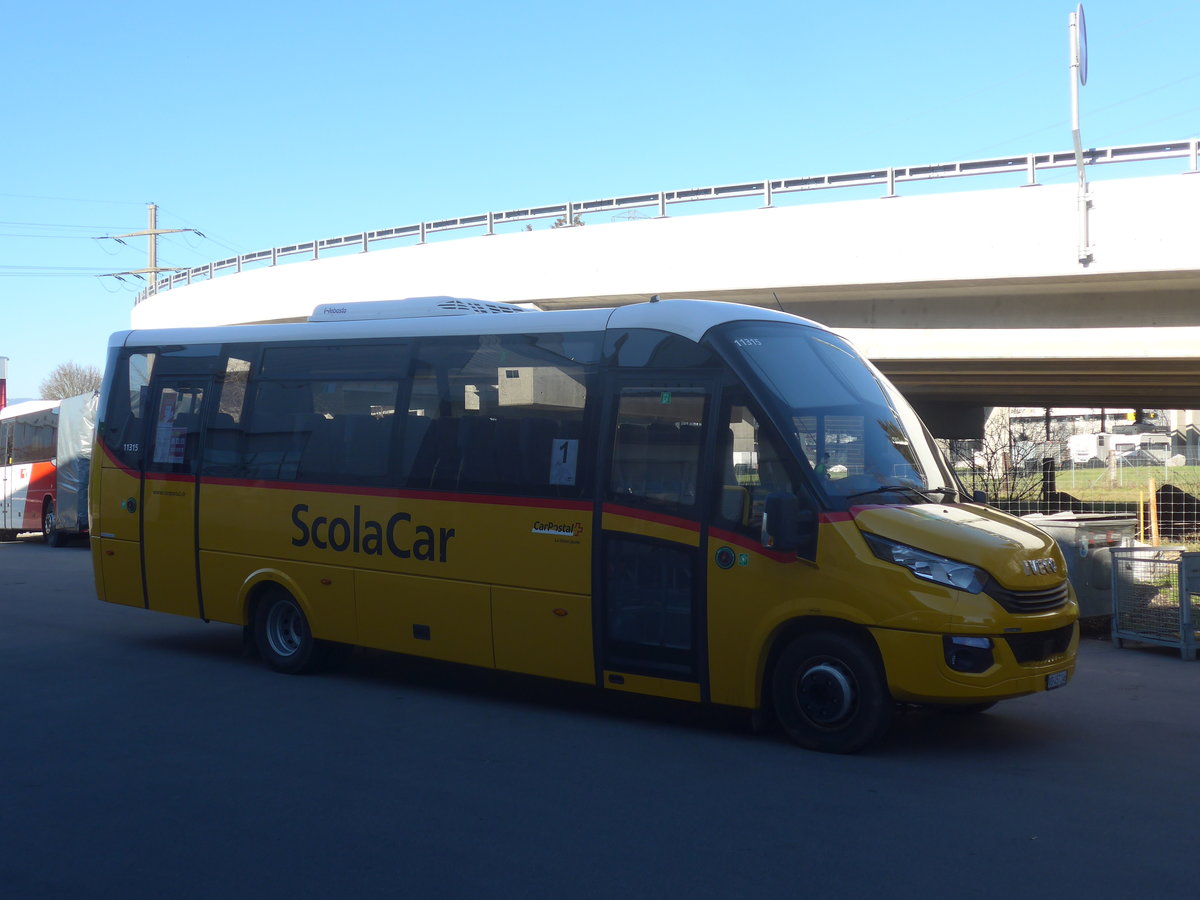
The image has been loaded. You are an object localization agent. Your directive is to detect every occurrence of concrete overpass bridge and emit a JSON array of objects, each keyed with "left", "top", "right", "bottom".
[{"left": 130, "top": 139, "right": 1200, "bottom": 435}]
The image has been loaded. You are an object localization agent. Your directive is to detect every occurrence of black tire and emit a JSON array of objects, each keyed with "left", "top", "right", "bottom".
[
  {"left": 0, "top": 530, "right": 16, "bottom": 543},
  {"left": 44, "top": 501, "right": 66, "bottom": 547},
  {"left": 253, "top": 588, "right": 325, "bottom": 674},
  {"left": 772, "top": 631, "right": 896, "bottom": 754}
]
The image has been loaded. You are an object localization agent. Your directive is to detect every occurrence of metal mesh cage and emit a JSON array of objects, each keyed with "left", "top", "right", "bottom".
[{"left": 1110, "top": 547, "right": 1200, "bottom": 660}]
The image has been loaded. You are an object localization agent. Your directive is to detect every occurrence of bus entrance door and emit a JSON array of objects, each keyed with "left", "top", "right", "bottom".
[
  {"left": 596, "top": 380, "right": 713, "bottom": 702},
  {"left": 142, "top": 378, "right": 209, "bottom": 619}
]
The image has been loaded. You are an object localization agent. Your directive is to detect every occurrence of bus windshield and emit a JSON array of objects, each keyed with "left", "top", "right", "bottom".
[{"left": 710, "top": 322, "right": 959, "bottom": 508}]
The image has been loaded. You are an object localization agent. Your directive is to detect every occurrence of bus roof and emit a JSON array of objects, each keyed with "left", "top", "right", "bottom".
[
  {"left": 106, "top": 298, "right": 828, "bottom": 350},
  {"left": 0, "top": 399, "right": 59, "bottom": 421}
]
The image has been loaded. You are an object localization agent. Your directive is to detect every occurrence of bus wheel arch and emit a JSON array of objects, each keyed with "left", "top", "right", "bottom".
[
  {"left": 763, "top": 618, "right": 896, "bottom": 754},
  {"left": 251, "top": 583, "right": 324, "bottom": 674},
  {"left": 243, "top": 575, "right": 349, "bottom": 674}
]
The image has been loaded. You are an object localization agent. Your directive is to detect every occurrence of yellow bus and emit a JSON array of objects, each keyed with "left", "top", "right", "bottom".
[{"left": 90, "top": 297, "right": 1077, "bottom": 752}]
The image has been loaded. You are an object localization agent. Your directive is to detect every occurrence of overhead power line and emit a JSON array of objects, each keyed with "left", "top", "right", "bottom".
[{"left": 100, "top": 203, "right": 203, "bottom": 284}]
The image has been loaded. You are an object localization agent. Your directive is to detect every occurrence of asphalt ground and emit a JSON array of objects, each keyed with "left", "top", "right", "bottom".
[{"left": 2, "top": 534, "right": 1197, "bottom": 899}]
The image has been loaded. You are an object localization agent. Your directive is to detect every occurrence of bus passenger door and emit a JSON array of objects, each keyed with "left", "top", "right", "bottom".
[
  {"left": 141, "top": 378, "right": 209, "bottom": 618},
  {"left": 595, "top": 379, "right": 714, "bottom": 702}
]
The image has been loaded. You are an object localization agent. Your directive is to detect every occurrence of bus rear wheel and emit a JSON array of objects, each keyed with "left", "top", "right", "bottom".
[
  {"left": 44, "top": 501, "right": 66, "bottom": 547},
  {"left": 254, "top": 588, "right": 325, "bottom": 674},
  {"left": 771, "top": 631, "right": 895, "bottom": 754}
]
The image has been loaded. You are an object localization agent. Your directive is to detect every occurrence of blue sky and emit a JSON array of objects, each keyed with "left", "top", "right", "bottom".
[{"left": 2, "top": 0, "right": 1197, "bottom": 399}]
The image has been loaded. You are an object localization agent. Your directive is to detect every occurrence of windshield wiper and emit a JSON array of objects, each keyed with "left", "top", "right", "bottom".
[{"left": 844, "top": 484, "right": 942, "bottom": 503}]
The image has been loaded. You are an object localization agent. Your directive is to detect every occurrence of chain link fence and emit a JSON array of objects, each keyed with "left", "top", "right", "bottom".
[{"left": 948, "top": 438, "right": 1200, "bottom": 546}]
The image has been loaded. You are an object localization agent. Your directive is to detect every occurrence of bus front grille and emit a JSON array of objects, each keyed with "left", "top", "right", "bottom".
[
  {"left": 985, "top": 579, "right": 1071, "bottom": 614},
  {"left": 1002, "top": 624, "right": 1075, "bottom": 664}
]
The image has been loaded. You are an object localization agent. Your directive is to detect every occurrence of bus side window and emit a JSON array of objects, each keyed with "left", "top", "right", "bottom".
[
  {"left": 608, "top": 388, "right": 706, "bottom": 515},
  {"left": 147, "top": 385, "right": 207, "bottom": 475},
  {"left": 400, "top": 335, "right": 593, "bottom": 498},
  {"left": 716, "top": 402, "right": 800, "bottom": 539},
  {"left": 202, "top": 356, "right": 252, "bottom": 476},
  {"left": 101, "top": 351, "right": 156, "bottom": 469},
  {"left": 239, "top": 378, "right": 399, "bottom": 485}
]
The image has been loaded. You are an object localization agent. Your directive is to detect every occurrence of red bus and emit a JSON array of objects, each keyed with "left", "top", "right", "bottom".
[{"left": 0, "top": 400, "right": 59, "bottom": 541}]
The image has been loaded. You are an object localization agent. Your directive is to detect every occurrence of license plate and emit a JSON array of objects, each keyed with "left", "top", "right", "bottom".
[{"left": 1046, "top": 670, "right": 1068, "bottom": 690}]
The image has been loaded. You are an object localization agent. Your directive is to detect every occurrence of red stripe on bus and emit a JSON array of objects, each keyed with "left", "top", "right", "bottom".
[
  {"left": 707, "top": 526, "right": 799, "bottom": 563},
  {"left": 601, "top": 503, "right": 700, "bottom": 534}
]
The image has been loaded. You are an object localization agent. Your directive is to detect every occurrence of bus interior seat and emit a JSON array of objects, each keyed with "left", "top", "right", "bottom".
[
  {"left": 203, "top": 412, "right": 244, "bottom": 475},
  {"left": 420, "top": 416, "right": 464, "bottom": 490},
  {"left": 459, "top": 416, "right": 499, "bottom": 489},
  {"left": 243, "top": 412, "right": 314, "bottom": 480},
  {"left": 493, "top": 417, "right": 524, "bottom": 489},
  {"left": 297, "top": 415, "right": 346, "bottom": 482},
  {"left": 399, "top": 415, "right": 432, "bottom": 485},
  {"left": 343, "top": 415, "right": 392, "bottom": 479},
  {"left": 520, "top": 418, "right": 558, "bottom": 490},
  {"left": 643, "top": 422, "right": 700, "bottom": 506},
  {"left": 611, "top": 423, "right": 648, "bottom": 496}
]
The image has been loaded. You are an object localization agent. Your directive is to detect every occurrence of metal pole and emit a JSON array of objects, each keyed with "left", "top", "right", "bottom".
[
  {"left": 147, "top": 203, "right": 157, "bottom": 274},
  {"left": 1070, "top": 6, "right": 1092, "bottom": 263}
]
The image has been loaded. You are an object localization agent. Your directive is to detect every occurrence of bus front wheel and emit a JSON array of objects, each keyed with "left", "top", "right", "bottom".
[
  {"left": 254, "top": 589, "right": 324, "bottom": 674},
  {"left": 771, "top": 631, "right": 895, "bottom": 754}
]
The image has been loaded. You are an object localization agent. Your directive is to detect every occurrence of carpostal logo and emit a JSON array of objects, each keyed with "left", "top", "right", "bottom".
[
  {"left": 291, "top": 503, "right": 455, "bottom": 562},
  {"left": 531, "top": 520, "right": 585, "bottom": 537}
]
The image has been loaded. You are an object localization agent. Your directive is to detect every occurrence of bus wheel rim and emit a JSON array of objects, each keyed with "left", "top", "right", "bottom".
[
  {"left": 266, "top": 602, "right": 303, "bottom": 657},
  {"left": 797, "top": 661, "right": 855, "bottom": 726}
]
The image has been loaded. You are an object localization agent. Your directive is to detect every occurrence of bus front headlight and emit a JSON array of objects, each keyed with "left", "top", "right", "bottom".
[{"left": 861, "top": 533, "right": 988, "bottom": 594}]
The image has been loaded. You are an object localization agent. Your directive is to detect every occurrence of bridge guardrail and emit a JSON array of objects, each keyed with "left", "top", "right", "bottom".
[{"left": 136, "top": 138, "right": 1200, "bottom": 304}]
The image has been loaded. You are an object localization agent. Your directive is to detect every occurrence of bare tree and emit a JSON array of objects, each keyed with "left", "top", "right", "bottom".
[
  {"left": 39, "top": 362, "right": 101, "bottom": 400},
  {"left": 948, "top": 410, "right": 1076, "bottom": 504}
]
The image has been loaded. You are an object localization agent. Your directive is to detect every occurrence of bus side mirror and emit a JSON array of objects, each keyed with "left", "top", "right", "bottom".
[
  {"left": 763, "top": 492, "right": 815, "bottom": 554},
  {"left": 972, "top": 490, "right": 989, "bottom": 505}
]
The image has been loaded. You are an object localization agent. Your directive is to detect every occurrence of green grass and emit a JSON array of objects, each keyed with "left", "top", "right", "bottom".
[
  {"left": 959, "top": 465, "right": 1200, "bottom": 505},
  {"left": 1057, "top": 464, "right": 1200, "bottom": 503}
]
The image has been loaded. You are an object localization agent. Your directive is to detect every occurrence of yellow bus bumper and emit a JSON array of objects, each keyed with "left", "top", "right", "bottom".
[{"left": 871, "top": 623, "right": 1079, "bottom": 704}]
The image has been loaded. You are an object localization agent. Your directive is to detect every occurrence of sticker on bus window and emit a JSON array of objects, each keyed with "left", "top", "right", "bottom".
[
  {"left": 550, "top": 438, "right": 578, "bottom": 486},
  {"left": 152, "top": 394, "right": 187, "bottom": 465}
]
